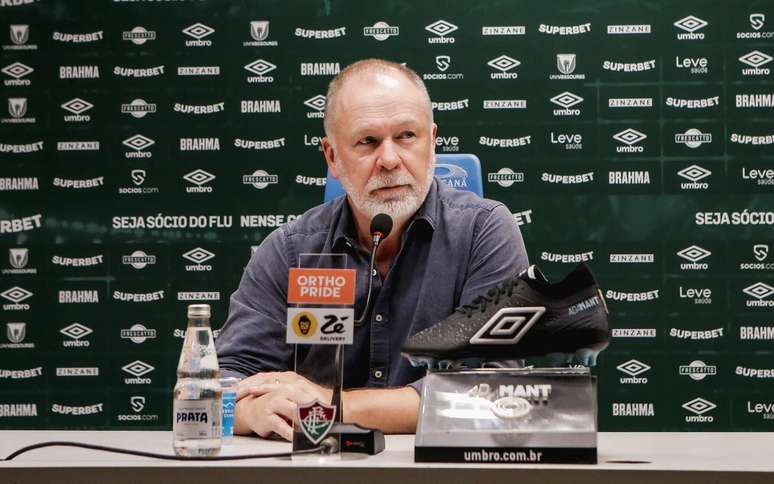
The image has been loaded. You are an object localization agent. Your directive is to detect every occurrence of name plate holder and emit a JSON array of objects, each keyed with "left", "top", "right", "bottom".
[
  {"left": 287, "top": 253, "right": 356, "bottom": 461},
  {"left": 415, "top": 367, "right": 597, "bottom": 464}
]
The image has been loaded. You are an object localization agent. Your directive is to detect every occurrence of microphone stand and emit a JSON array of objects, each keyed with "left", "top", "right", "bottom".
[
  {"left": 355, "top": 230, "right": 385, "bottom": 326},
  {"left": 330, "top": 231, "right": 385, "bottom": 434}
]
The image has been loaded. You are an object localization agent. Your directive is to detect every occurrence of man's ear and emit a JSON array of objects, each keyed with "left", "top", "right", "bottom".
[
  {"left": 432, "top": 122, "right": 438, "bottom": 141},
  {"left": 321, "top": 137, "right": 339, "bottom": 178}
]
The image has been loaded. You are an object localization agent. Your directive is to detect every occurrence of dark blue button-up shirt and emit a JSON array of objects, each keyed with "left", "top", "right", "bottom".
[{"left": 216, "top": 178, "right": 528, "bottom": 389}]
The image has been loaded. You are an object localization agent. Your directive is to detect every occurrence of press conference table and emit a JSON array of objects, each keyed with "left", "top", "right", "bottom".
[{"left": 1, "top": 431, "right": 772, "bottom": 484}]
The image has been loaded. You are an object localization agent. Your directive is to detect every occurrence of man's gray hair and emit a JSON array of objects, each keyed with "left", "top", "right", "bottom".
[{"left": 323, "top": 59, "right": 433, "bottom": 143}]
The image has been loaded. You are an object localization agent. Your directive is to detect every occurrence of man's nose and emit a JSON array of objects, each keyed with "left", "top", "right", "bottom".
[{"left": 375, "top": 139, "right": 401, "bottom": 171}]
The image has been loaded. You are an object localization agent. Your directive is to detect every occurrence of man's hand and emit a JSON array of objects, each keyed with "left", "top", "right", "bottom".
[
  {"left": 234, "top": 371, "right": 332, "bottom": 440},
  {"left": 236, "top": 371, "right": 332, "bottom": 402},
  {"left": 234, "top": 371, "right": 421, "bottom": 440}
]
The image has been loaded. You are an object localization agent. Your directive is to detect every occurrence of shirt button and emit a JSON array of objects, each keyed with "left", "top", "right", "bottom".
[
  {"left": 372, "top": 269, "right": 377, "bottom": 277},
  {"left": 373, "top": 370, "right": 383, "bottom": 379},
  {"left": 375, "top": 314, "right": 383, "bottom": 322}
]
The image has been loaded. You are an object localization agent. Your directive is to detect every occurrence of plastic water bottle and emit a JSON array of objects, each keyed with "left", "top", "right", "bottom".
[
  {"left": 219, "top": 376, "right": 239, "bottom": 444},
  {"left": 173, "top": 304, "right": 222, "bottom": 456}
]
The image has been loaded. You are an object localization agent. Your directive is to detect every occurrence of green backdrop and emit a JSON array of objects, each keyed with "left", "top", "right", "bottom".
[{"left": 1, "top": 0, "right": 773, "bottom": 431}]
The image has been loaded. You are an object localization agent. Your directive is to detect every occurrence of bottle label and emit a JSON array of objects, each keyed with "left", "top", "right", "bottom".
[{"left": 173, "top": 399, "right": 221, "bottom": 440}]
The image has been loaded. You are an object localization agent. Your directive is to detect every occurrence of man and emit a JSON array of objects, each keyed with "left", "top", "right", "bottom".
[{"left": 215, "top": 59, "right": 528, "bottom": 440}]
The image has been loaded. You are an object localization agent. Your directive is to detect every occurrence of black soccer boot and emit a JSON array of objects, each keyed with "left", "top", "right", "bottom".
[{"left": 402, "top": 263, "right": 609, "bottom": 369}]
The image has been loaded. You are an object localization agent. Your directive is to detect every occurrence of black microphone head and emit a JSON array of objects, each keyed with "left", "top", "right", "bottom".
[{"left": 370, "top": 213, "right": 393, "bottom": 239}]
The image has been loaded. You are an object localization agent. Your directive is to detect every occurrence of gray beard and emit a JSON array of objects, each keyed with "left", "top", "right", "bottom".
[{"left": 337, "top": 160, "right": 435, "bottom": 223}]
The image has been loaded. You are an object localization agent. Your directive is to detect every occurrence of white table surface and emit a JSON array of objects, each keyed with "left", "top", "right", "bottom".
[{"left": 1, "top": 431, "right": 773, "bottom": 483}]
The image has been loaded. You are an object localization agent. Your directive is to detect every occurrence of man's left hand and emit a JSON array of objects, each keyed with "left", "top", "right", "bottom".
[{"left": 236, "top": 371, "right": 333, "bottom": 403}]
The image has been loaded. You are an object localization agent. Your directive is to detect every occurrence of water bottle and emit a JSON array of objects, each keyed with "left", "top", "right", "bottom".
[
  {"left": 173, "top": 304, "right": 222, "bottom": 456},
  {"left": 219, "top": 376, "right": 239, "bottom": 444}
]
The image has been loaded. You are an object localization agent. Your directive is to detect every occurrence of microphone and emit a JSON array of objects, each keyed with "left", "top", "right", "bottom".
[
  {"left": 333, "top": 214, "right": 394, "bottom": 425},
  {"left": 355, "top": 213, "right": 393, "bottom": 325},
  {"left": 370, "top": 213, "right": 393, "bottom": 247}
]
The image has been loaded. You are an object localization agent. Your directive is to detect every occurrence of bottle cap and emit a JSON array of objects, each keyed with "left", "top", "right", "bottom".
[
  {"left": 187, "top": 304, "right": 211, "bottom": 318},
  {"left": 219, "top": 377, "right": 240, "bottom": 391}
]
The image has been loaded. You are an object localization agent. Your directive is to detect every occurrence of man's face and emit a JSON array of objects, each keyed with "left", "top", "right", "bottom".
[{"left": 322, "top": 71, "right": 437, "bottom": 222}]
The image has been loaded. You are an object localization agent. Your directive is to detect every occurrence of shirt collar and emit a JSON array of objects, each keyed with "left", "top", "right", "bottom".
[{"left": 330, "top": 178, "right": 440, "bottom": 251}]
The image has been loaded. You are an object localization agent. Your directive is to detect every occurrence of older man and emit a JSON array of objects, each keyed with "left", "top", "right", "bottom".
[{"left": 215, "top": 59, "right": 528, "bottom": 440}]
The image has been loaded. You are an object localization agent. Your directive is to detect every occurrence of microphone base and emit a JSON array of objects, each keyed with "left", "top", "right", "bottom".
[{"left": 330, "top": 423, "right": 385, "bottom": 455}]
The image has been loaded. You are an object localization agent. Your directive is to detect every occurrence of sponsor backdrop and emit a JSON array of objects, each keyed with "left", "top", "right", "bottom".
[{"left": 1, "top": 0, "right": 773, "bottom": 431}]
